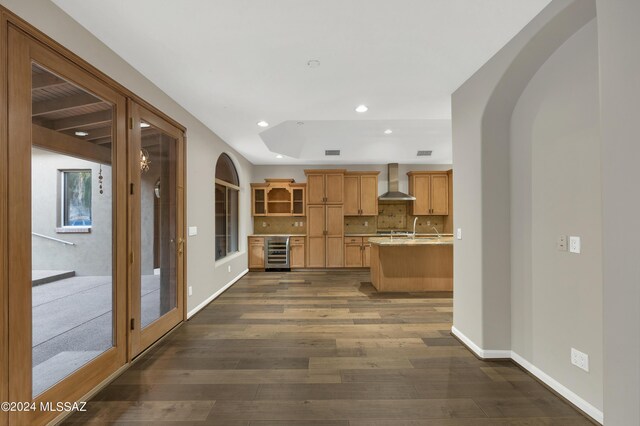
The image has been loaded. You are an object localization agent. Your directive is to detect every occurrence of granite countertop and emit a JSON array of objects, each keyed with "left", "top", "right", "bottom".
[
  {"left": 345, "top": 233, "right": 454, "bottom": 237},
  {"left": 249, "top": 234, "right": 306, "bottom": 237},
  {"left": 368, "top": 236, "right": 454, "bottom": 246}
]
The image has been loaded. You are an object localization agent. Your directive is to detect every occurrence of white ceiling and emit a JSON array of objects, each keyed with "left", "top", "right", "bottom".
[{"left": 53, "top": 0, "right": 552, "bottom": 165}]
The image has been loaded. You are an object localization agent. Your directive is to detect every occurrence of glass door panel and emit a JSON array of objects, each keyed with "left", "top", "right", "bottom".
[
  {"left": 8, "top": 26, "right": 127, "bottom": 425},
  {"left": 140, "top": 125, "right": 178, "bottom": 329},
  {"left": 130, "top": 102, "right": 184, "bottom": 358},
  {"left": 30, "top": 63, "right": 115, "bottom": 397}
]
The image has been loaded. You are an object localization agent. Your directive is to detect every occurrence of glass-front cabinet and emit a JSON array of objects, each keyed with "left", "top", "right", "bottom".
[
  {"left": 252, "top": 185, "right": 267, "bottom": 216},
  {"left": 251, "top": 180, "right": 306, "bottom": 217},
  {"left": 292, "top": 184, "right": 306, "bottom": 216}
]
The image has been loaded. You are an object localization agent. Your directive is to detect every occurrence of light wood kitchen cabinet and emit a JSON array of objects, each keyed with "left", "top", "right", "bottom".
[
  {"left": 290, "top": 236, "right": 305, "bottom": 268},
  {"left": 251, "top": 180, "right": 306, "bottom": 217},
  {"left": 326, "top": 205, "right": 344, "bottom": 267},
  {"left": 307, "top": 205, "right": 326, "bottom": 268},
  {"left": 291, "top": 184, "right": 306, "bottom": 216},
  {"left": 305, "top": 170, "right": 345, "bottom": 268},
  {"left": 344, "top": 237, "right": 363, "bottom": 267},
  {"left": 305, "top": 170, "right": 345, "bottom": 205},
  {"left": 343, "top": 236, "right": 371, "bottom": 267},
  {"left": 251, "top": 185, "right": 267, "bottom": 216},
  {"left": 248, "top": 237, "right": 265, "bottom": 269},
  {"left": 344, "top": 172, "right": 379, "bottom": 216},
  {"left": 306, "top": 203, "right": 344, "bottom": 268},
  {"left": 407, "top": 171, "right": 449, "bottom": 216},
  {"left": 363, "top": 239, "right": 371, "bottom": 267}
]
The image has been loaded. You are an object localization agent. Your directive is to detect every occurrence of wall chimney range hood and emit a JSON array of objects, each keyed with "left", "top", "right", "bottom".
[{"left": 378, "top": 163, "right": 416, "bottom": 201}]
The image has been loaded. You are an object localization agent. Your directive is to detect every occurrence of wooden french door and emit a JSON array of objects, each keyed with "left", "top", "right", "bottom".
[
  {"left": 128, "top": 101, "right": 185, "bottom": 358},
  {"left": 6, "top": 25, "right": 128, "bottom": 425}
]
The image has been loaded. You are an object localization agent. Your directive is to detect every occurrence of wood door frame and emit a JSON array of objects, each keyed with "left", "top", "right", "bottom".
[
  {"left": 0, "top": 10, "right": 8, "bottom": 426},
  {"left": 6, "top": 24, "right": 128, "bottom": 425},
  {"left": 128, "top": 100, "right": 185, "bottom": 360}
]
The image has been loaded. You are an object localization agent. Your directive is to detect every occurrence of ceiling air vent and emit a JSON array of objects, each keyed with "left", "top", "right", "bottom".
[
  {"left": 325, "top": 150, "right": 341, "bottom": 156},
  {"left": 417, "top": 150, "right": 432, "bottom": 157}
]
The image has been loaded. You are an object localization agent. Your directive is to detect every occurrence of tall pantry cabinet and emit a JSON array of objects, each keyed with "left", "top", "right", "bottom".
[{"left": 305, "top": 170, "right": 345, "bottom": 267}]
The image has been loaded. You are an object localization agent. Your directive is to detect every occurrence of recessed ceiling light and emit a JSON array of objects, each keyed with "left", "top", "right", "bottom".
[
  {"left": 74, "top": 131, "right": 89, "bottom": 137},
  {"left": 140, "top": 122, "right": 151, "bottom": 128},
  {"left": 276, "top": 154, "right": 284, "bottom": 159},
  {"left": 257, "top": 121, "right": 269, "bottom": 127},
  {"left": 307, "top": 59, "right": 320, "bottom": 68},
  {"left": 355, "top": 105, "right": 368, "bottom": 113},
  {"left": 384, "top": 129, "right": 393, "bottom": 135}
]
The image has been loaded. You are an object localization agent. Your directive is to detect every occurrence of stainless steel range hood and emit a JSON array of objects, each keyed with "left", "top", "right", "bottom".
[{"left": 378, "top": 163, "right": 416, "bottom": 201}]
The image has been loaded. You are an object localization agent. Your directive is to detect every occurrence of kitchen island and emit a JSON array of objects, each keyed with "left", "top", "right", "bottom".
[{"left": 369, "top": 236, "right": 453, "bottom": 292}]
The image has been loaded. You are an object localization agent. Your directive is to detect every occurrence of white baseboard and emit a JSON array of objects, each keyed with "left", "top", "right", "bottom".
[
  {"left": 187, "top": 269, "right": 248, "bottom": 319},
  {"left": 451, "top": 325, "right": 603, "bottom": 424},
  {"left": 511, "top": 351, "right": 603, "bottom": 424},
  {"left": 451, "top": 325, "right": 511, "bottom": 359}
]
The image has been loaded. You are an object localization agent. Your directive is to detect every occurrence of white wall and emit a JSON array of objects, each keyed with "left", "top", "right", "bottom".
[
  {"left": 596, "top": 1, "right": 640, "bottom": 424},
  {"left": 451, "top": 0, "right": 603, "bottom": 421},
  {"left": 0, "top": 0, "right": 254, "bottom": 313},
  {"left": 510, "top": 20, "right": 602, "bottom": 411},
  {"left": 253, "top": 163, "right": 453, "bottom": 196},
  {"left": 451, "top": 0, "right": 597, "bottom": 353}
]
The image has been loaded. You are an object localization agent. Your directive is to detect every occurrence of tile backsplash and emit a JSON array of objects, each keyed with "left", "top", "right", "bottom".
[
  {"left": 345, "top": 201, "right": 445, "bottom": 234},
  {"left": 253, "top": 216, "right": 307, "bottom": 235},
  {"left": 252, "top": 201, "right": 445, "bottom": 235}
]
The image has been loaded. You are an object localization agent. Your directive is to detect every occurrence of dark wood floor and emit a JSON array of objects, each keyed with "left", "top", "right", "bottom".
[{"left": 63, "top": 270, "right": 592, "bottom": 425}]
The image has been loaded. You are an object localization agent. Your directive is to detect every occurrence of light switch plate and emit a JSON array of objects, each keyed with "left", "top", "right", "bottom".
[
  {"left": 188, "top": 286, "right": 193, "bottom": 297},
  {"left": 557, "top": 235, "right": 567, "bottom": 251},
  {"left": 188, "top": 226, "right": 198, "bottom": 236},
  {"left": 456, "top": 228, "right": 462, "bottom": 240},
  {"left": 569, "top": 236, "right": 581, "bottom": 254},
  {"left": 571, "top": 347, "right": 589, "bottom": 372}
]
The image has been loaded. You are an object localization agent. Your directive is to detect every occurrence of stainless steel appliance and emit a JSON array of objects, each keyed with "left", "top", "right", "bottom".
[
  {"left": 265, "top": 236, "right": 290, "bottom": 270},
  {"left": 378, "top": 163, "right": 416, "bottom": 201}
]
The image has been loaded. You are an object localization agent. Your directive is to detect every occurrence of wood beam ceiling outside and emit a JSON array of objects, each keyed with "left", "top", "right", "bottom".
[
  {"left": 32, "top": 92, "right": 104, "bottom": 116},
  {"left": 32, "top": 124, "right": 111, "bottom": 164},
  {"left": 31, "top": 72, "right": 68, "bottom": 90},
  {"left": 44, "top": 110, "right": 112, "bottom": 131}
]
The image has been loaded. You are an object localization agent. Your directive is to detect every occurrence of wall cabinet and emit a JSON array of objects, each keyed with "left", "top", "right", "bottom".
[
  {"left": 407, "top": 172, "right": 449, "bottom": 216},
  {"left": 305, "top": 170, "right": 345, "bottom": 204},
  {"left": 248, "top": 237, "right": 265, "bottom": 269},
  {"left": 290, "top": 237, "right": 305, "bottom": 268},
  {"left": 344, "top": 172, "right": 379, "bottom": 216},
  {"left": 344, "top": 237, "right": 371, "bottom": 268},
  {"left": 251, "top": 180, "right": 306, "bottom": 217}
]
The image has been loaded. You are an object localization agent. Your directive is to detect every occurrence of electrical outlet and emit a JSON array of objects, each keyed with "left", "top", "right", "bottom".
[
  {"left": 569, "top": 236, "right": 581, "bottom": 254},
  {"left": 557, "top": 235, "right": 567, "bottom": 251},
  {"left": 427, "top": 221, "right": 431, "bottom": 226},
  {"left": 571, "top": 348, "right": 589, "bottom": 372},
  {"left": 262, "top": 222, "right": 267, "bottom": 227},
  {"left": 456, "top": 228, "right": 462, "bottom": 240},
  {"left": 364, "top": 221, "right": 368, "bottom": 227},
  {"left": 227, "top": 265, "right": 231, "bottom": 273},
  {"left": 188, "top": 286, "right": 193, "bottom": 297}
]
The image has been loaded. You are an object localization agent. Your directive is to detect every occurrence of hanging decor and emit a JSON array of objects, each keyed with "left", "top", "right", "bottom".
[
  {"left": 154, "top": 178, "right": 161, "bottom": 199},
  {"left": 140, "top": 148, "right": 151, "bottom": 172},
  {"left": 98, "top": 164, "right": 104, "bottom": 194}
]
